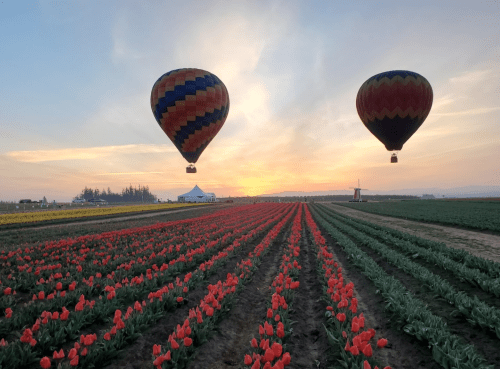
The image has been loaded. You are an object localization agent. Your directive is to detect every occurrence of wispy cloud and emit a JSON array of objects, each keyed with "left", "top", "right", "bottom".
[
  {"left": 449, "top": 69, "right": 492, "bottom": 84},
  {"left": 432, "top": 107, "right": 500, "bottom": 117},
  {"left": 5, "top": 144, "right": 176, "bottom": 163}
]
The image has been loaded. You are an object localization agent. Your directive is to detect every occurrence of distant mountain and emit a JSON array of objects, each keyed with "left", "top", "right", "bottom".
[{"left": 260, "top": 185, "right": 500, "bottom": 198}]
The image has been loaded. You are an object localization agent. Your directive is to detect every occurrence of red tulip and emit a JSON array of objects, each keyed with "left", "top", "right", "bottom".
[
  {"left": 282, "top": 352, "right": 291, "bottom": 365},
  {"left": 40, "top": 357, "right": 51, "bottom": 368},
  {"left": 251, "top": 338, "right": 258, "bottom": 348},
  {"left": 264, "top": 322, "right": 273, "bottom": 336},
  {"left": 351, "top": 322, "right": 359, "bottom": 333},
  {"left": 244, "top": 354, "right": 253, "bottom": 365},
  {"left": 336, "top": 313, "right": 346, "bottom": 322},
  {"left": 4, "top": 287, "right": 12, "bottom": 295},
  {"left": 277, "top": 322, "right": 285, "bottom": 338},
  {"left": 68, "top": 348, "right": 77, "bottom": 360},
  {"left": 153, "top": 356, "right": 164, "bottom": 367},
  {"left": 264, "top": 348, "right": 275, "bottom": 362},
  {"left": 171, "top": 340, "right": 179, "bottom": 350},
  {"left": 153, "top": 344, "right": 161, "bottom": 356},
  {"left": 364, "top": 360, "right": 371, "bottom": 369},
  {"left": 60, "top": 310, "right": 69, "bottom": 321},
  {"left": 251, "top": 359, "right": 261, "bottom": 369},
  {"left": 271, "top": 342, "right": 282, "bottom": 358},
  {"left": 349, "top": 345, "right": 359, "bottom": 355},
  {"left": 362, "top": 344, "right": 373, "bottom": 357},
  {"left": 184, "top": 337, "right": 192, "bottom": 347},
  {"left": 377, "top": 338, "right": 388, "bottom": 348},
  {"left": 267, "top": 308, "right": 273, "bottom": 318},
  {"left": 70, "top": 355, "right": 79, "bottom": 367}
]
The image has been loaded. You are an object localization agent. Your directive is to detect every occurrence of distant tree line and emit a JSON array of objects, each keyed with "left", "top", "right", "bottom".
[{"left": 74, "top": 184, "right": 158, "bottom": 203}]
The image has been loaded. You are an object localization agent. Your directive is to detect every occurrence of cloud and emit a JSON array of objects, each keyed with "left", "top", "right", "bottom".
[
  {"left": 5, "top": 144, "right": 176, "bottom": 163},
  {"left": 432, "top": 107, "right": 500, "bottom": 117},
  {"left": 449, "top": 69, "right": 492, "bottom": 84}
]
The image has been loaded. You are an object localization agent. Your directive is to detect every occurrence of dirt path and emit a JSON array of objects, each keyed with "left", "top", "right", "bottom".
[{"left": 322, "top": 203, "right": 500, "bottom": 263}]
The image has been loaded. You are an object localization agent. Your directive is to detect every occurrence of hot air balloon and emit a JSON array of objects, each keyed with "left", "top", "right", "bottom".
[
  {"left": 356, "top": 70, "right": 433, "bottom": 163},
  {"left": 151, "top": 68, "right": 230, "bottom": 173}
]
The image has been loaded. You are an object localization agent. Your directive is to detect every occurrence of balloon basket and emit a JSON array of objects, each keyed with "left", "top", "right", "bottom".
[
  {"left": 186, "top": 165, "right": 197, "bottom": 173},
  {"left": 390, "top": 153, "right": 398, "bottom": 163}
]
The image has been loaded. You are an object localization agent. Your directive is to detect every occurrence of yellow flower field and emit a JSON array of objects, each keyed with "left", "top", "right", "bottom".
[{"left": 0, "top": 203, "right": 207, "bottom": 226}]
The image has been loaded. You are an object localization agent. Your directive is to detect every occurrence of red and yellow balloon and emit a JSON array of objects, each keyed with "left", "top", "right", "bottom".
[
  {"left": 151, "top": 68, "right": 230, "bottom": 172},
  {"left": 356, "top": 70, "right": 433, "bottom": 162}
]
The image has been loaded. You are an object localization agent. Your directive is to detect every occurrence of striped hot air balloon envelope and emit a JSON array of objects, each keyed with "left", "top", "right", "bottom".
[
  {"left": 151, "top": 68, "right": 230, "bottom": 172},
  {"left": 356, "top": 70, "right": 433, "bottom": 162}
]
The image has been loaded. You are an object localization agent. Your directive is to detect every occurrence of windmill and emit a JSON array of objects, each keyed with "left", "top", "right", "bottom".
[{"left": 349, "top": 179, "right": 368, "bottom": 202}]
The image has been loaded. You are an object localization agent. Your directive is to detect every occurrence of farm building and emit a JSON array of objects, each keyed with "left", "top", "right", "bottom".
[
  {"left": 178, "top": 185, "right": 216, "bottom": 203},
  {"left": 421, "top": 194, "right": 436, "bottom": 199}
]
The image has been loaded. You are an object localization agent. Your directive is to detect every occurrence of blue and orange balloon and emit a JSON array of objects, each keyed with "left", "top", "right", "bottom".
[
  {"left": 151, "top": 68, "right": 230, "bottom": 171},
  {"left": 356, "top": 70, "right": 433, "bottom": 162}
]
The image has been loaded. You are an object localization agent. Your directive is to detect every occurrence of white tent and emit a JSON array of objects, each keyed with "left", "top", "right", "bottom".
[{"left": 177, "top": 185, "right": 216, "bottom": 203}]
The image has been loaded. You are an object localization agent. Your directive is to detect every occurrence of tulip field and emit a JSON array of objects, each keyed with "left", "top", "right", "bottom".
[{"left": 1, "top": 203, "right": 499, "bottom": 368}]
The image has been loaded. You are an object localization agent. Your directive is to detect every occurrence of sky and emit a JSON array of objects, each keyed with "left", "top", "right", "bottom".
[{"left": 1, "top": 0, "right": 499, "bottom": 201}]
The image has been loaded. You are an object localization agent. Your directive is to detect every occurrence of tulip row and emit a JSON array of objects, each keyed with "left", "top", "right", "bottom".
[
  {"left": 243, "top": 203, "right": 304, "bottom": 369},
  {"left": 0, "top": 203, "right": 275, "bottom": 294},
  {"left": 0, "top": 203, "right": 205, "bottom": 226},
  {"left": 0, "top": 203, "right": 283, "bottom": 327},
  {"left": 309, "top": 205, "right": 491, "bottom": 369},
  {"left": 304, "top": 205, "right": 389, "bottom": 369},
  {"left": 0, "top": 205, "right": 295, "bottom": 368},
  {"left": 151, "top": 204, "right": 299, "bottom": 368},
  {"left": 0, "top": 204, "right": 281, "bottom": 344},
  {"left": 313, "top": 205, "right": 500, "bottom": 340},
  {"left": 43, "top": 204, "right": 296, "bottom": 369}
]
